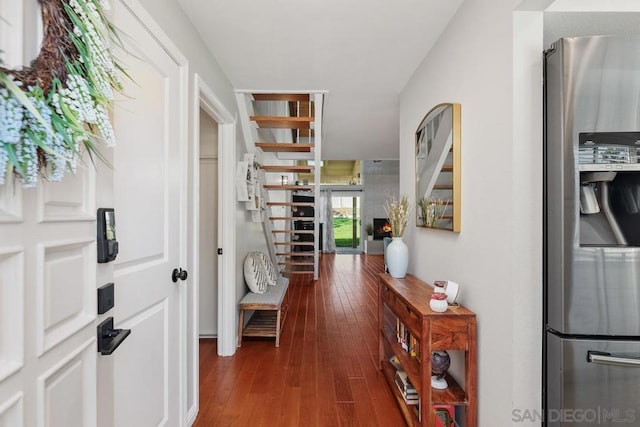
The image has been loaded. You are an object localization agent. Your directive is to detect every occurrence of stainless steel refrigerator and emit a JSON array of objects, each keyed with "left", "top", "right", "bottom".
[{"left": 544, "top": 36, "right": 640, "bottom": 426}]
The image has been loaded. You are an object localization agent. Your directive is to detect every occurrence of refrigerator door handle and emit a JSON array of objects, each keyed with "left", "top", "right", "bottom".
[{"left": 587, "top": 350, "right": 640, "bottom": 367}]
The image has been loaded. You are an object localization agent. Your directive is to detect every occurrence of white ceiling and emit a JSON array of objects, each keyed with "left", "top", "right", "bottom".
[{"left": 177, "top": 0, "right": 464, "bottom": 160}]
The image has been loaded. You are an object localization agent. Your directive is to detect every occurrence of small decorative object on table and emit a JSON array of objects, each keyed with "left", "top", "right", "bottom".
[
  {"left": 430, "top": 293, "right": 448, "bottom": 313},
  {"left": 444, "top": 280, "right": 460, "bottom": 304},
  {"left": 434, "top": 280, "right": 446, "bottom": 294},
  {"left": 384, "top": 194, "right": 412, "bottom": 278},
  {"left": 431, "top": 350, "right": 451, "bottom": 389}
]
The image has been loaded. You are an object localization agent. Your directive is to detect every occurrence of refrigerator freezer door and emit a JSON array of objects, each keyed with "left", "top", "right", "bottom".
[
  {"left": 545, "top": 36, "right": 640, "bottom": 336},
  {"left": 546, "top": 333, "right": 640, "bottom": 426}
]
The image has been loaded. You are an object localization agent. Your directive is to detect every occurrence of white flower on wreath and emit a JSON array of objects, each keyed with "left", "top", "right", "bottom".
[{"left": 0, "top": 0, "right": 124, "bottom": 188}]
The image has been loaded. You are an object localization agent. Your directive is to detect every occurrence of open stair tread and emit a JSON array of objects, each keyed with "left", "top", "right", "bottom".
[
  {"left": 263, "top": 185, "right": 314, "bottom": 191},
  {"left": 267, "top": 202, "right": 314, "bottom": 207},
  {"left": 256, "top": 143, "right": 314, "bottom": 153},
  {"left": 252, "top": 93, "right": 311, "bottom": 102},
  {"left": 270, "top": 216, "right": 314, "bottom": 221},
  {"left": 239, "top": 90, "right": 322, "bottom": 281},
  {"left": 251, "top": 116, "right": 313, "bottom": 129},
  {"left": 261, "top": 165, "right": 313, "bottom": 173}
]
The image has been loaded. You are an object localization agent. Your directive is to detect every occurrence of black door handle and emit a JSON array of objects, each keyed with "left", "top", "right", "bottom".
[
  {"left": 172, "top": 268, "right": 188, "bottom": 283},
  {"left": 97, "top": 317, "right": 131, "bottom": 355}
]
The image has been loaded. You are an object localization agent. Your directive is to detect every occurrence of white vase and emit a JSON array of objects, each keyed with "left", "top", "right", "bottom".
[{"left": 386, "top": 237, "right": 408, "bottom": 278}]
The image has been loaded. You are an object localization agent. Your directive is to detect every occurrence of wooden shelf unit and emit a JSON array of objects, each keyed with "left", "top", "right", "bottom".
[{"left": 378, "top": 273, "right": 477, "bottom": 427}]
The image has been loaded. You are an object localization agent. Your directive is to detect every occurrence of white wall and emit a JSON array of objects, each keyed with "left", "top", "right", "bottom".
[
  {"left": 135, "top": 0, "right": 235, "bottom": 109},
  {"left": 400, "top": 0, "right": 532, "bottom": 424},
  {"left": 361, "top": 161, "right": 399, "bottom": 235}
]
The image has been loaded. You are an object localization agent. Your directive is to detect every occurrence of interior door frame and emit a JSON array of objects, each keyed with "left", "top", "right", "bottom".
[{"left": 187, "top": 74, "right": 236, "bottom": 423}]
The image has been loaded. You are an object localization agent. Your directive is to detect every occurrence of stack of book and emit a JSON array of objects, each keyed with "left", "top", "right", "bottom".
[{"left": 394, "top": 370, "right": 419, "bottom": 406}]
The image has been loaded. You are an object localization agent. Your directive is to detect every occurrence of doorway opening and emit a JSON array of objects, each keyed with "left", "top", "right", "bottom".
[
  {"left": 198, "top": 108, "right": 219, "bottom": 338},
  {"left": 333, "top": 195, "right": 361, "bottom": 253}
]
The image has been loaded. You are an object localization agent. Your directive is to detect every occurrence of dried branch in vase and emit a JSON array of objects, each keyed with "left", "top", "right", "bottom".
[{"left": 384, "top": 194, "right": 411, "bottom": 238}]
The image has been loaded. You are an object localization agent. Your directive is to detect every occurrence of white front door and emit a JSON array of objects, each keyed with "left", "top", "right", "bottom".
[
  {"left": 0, "top": 2, "right": 98, "bottom": 426},
  {"left": 105, "top": 2, "right": 187, "bottom": 426},
  {"left": 0, "top": 169, "right": 99, "bottom": 427}
]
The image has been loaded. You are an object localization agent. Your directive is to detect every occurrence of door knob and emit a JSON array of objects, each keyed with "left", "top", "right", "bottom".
[{"left": 172, "top": 268, "right": 188, "bottom": 283}]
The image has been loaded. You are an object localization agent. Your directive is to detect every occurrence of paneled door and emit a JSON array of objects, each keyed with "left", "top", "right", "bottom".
[
  {"left": 0, "top": 165, "right": 99, "bottom": 427},
  {"left": 0, "top": 1, "right": 98, "bottom": 426},
  {"left": 106, "top": 2, "right": 187, "bottom": 426}
]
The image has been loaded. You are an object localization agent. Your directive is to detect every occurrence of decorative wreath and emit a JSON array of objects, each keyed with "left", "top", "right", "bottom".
[{"left": 0, "top": 0, "right": 124, "bottom": 188}]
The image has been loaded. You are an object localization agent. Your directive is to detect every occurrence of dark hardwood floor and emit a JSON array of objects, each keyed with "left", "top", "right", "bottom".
[{"left": 194, "top": 253, "right": 404, "bottom": 426}]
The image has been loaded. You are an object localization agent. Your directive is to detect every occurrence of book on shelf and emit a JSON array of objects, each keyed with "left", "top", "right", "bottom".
[
  {"left": 394, "top": 370, "right": 415, "bottom": 391},
  {"left": 395, "top": 371, "right": 418, "bottom": 396},
  {"left": 389, "top": 355, "right": 403, "bottom": 371},
  {"left": 395, "top": 319, "right": 420, "bottom": 358},
  {"left": 400, "top": 393, "right": 419, "bottom": 405},
  {"left": 394, "top": 378, "right": 417, "bottom": 396},
  {"left": 395, "top": 389, "right": 418, "bottom": 405}
]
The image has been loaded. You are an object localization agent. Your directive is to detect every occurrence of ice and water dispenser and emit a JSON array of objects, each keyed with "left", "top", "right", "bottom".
[{"left": 579, "top": 132, "right": 640, "bottom": 247}]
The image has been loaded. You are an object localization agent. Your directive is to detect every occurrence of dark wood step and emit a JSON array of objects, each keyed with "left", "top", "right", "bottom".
[
  {"left": 252, "top": 93, "right": 310, "bottom": 102},
  {"left": 433, "top": 185, "right": 453, "bottom": 190},
  {"left": 272, "top": 230, "right": 314, "bottom": 234},
  {"left": 255, "top": 143, "right": 314, "bottom": 153},
  {"left": 270, "top": 216, "right": 314, "bottom": 221},
  {"left": 261, "top": 165, "right": 313, "bottom": 173},
  {"left": 274, "top": 242, "right": 314, "bottom": 247},
  {"left": 263, "top": 185, "right": 314, "bottom": 191},
  {"left": 267, "top": 202, "right": 314, "bottom": 207},
  {"left": 250, "top": 116, "right": 313, "bottom": 129}
]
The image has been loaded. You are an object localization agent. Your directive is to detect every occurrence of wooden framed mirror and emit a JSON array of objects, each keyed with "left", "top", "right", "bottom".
[{"left": 415, "top": 103, "right": 461, "bottom": 232}]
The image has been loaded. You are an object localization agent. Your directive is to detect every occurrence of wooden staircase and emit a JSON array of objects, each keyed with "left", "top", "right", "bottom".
[{"left": 236, "top": 91, "right": 325, "bottom": 280}]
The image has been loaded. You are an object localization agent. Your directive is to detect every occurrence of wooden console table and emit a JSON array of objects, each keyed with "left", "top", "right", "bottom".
[{"left": 378, "top": 273, "right": 477, "bottom": 427}]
